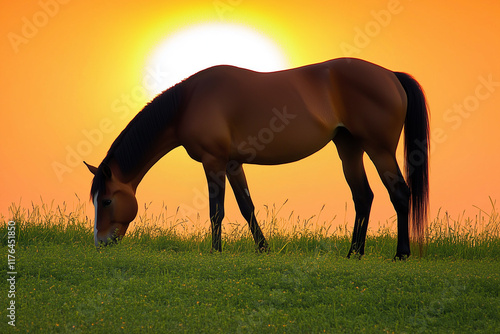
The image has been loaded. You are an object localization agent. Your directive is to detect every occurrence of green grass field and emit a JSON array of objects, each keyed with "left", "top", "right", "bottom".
[{"left": 1, "top": 200, "right": 499, "bottom": 333}]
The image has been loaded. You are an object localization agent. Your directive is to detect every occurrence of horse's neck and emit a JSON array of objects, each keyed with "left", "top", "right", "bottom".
[{"left": 125, "top": 125, "right": 181, "bottom": 191}]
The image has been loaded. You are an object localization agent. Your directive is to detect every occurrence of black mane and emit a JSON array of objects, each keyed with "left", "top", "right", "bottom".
[{"left": 90, "top": 82, "right": 184, "bottom": 199}]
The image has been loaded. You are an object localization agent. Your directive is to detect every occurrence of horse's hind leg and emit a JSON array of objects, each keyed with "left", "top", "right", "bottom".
[
  {"left": 333, "top": 128, "right": 374, "bottom": 258},
  {"left": 227, "top": 163, "right": 268, "bottom": 251},
  {"left": 366, "top": 149, "right": 410, "bottom": 259}
]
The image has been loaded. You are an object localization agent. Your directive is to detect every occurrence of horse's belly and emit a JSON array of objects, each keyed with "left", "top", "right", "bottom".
[{"left": 230, "top": 116, "right": 335, "bottom": 165}]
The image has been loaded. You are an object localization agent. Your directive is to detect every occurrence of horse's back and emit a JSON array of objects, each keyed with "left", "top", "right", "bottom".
[
  {"left": 179, "top": 64, "right": 338, "bottom": 164},
  {"left": 178, "top": 59, "right": 406, "bottom": 164}
]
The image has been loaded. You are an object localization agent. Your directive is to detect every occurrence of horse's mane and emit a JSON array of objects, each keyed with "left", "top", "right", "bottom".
[{"left": 90, "top": 82, "right": 184, "bottom": 199}]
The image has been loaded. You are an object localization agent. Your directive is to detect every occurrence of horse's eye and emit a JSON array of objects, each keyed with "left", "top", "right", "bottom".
[{"left": 102, "top": 199, "right": 112, "bottom": 207}]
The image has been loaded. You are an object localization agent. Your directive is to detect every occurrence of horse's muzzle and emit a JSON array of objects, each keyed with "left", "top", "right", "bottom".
[
  {"left": 95, "top": 236, "right": 119, "bottom": 248},
  {"left": 94, "top": 230, "right": 121, "bottom": 248}
]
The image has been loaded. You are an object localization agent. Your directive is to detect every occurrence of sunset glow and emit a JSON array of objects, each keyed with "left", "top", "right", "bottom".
[
  {"left": 144, "top": 22, "right": 288, "bottom": 96},
  {"left": 1, "top": 1, "right": 499, "bottom": 231}
]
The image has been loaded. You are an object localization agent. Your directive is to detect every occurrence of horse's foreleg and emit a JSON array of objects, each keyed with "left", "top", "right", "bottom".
[
  {"left": 203, "top": 157, "right": 227, "bottom": 252},
  {"left": 227, "top": 163, "right": 268, "bottom": 252}
]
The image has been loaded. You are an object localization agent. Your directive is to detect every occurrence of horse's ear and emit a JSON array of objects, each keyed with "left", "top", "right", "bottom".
[
  {"left": 101, "top": 162, "right": 112, "bottom": 179},
  {"left": 84, "top": 161, "right": 98, "bottom": 175}
]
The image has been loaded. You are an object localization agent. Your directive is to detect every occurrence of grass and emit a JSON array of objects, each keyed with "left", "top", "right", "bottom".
[{"left": 1, "top": 199, "right": 499, "bottom": 333}]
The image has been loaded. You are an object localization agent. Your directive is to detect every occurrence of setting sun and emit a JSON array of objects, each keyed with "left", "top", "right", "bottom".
[{"left": 143, "top": 22, "right": 289, "bottom": 96}]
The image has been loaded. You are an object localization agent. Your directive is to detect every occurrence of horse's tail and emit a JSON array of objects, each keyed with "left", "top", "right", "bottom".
[{"left": 394, "top": 72, "right": 429, "bottom": 250}]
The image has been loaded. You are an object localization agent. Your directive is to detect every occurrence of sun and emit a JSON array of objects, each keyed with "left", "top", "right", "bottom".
[{"left": 144, "top": 22, "right": 289, "bottom": 97}]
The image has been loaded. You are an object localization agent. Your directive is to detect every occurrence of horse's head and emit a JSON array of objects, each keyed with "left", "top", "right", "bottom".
[{"left": 84, "top": 162, "right": 138, "bottom": 247}]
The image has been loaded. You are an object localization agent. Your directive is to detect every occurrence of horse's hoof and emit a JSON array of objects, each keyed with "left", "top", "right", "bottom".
[
  {"left": 393, "top": 253, "right": 410, "bottom": 261},
  {"left": 347, "top": 249, "right": 363, "bottom": 260},
  {"left": 348, "top": 253, "right": 363, "bottom": 260},
  {"left": 257, "top": 244, "right": 270, "bottom": 254}
]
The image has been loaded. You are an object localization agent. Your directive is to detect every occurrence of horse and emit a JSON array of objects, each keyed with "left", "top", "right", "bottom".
[{"left": 85, "top": 57, "right": 429, "bottom": 259}]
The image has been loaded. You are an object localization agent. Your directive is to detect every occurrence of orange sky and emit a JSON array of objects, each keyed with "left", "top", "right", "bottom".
[{"left": 1, "top": 0, "right": 499, "bottom": 230}]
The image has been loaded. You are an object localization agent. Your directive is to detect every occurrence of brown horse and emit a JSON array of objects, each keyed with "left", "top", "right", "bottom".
[{"left": 85, "top": 57, "right": 429, "bottom": 259}]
